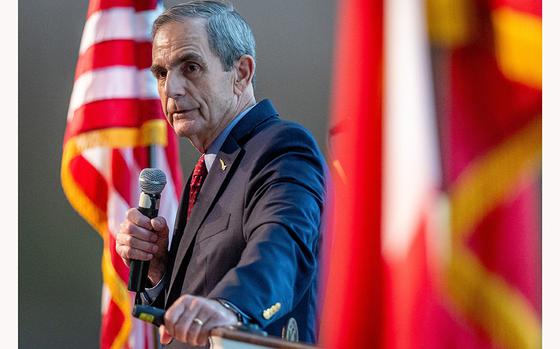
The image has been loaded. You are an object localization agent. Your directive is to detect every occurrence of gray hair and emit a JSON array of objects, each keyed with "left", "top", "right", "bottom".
[{"left": 153, "top": 1, "right": 256, "bottom": 84}]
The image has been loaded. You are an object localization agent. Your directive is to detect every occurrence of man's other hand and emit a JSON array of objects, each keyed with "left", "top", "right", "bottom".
[
  {"left": 160, "top": 295, "right": 238, "bottom": 346},
  {"left": 116, "top": 208, "right": 169, "bottom": 284}
]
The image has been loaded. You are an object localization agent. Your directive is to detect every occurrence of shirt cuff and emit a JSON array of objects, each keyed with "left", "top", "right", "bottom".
[
  {"left": 140, "top": 275, "right": 165, "bottom": 304},
  {"left": 215, "top": 298, "right": 254, "bottom": 325}
]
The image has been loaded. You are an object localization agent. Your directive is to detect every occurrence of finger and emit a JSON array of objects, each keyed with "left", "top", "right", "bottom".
[
  {"left": 159, "top": 325, "right": 173, "bottom": 345},
  {"left": 120, "top": 220, "right": 159, "bottom": 243},
  {"left": 188, "top": 315, "right": 207, "bottom": 346},
  {"left": 164, "top": 298, "right": 189, "bottom": 337},
  {"left": 193, "top": 314, "right": 212, "bottom": 347},
  {"left": 115, "top": 247, "right": 131, "bottom": 267},
  {"left": 185, "top": 300, "right": 216, "bottom": 346},
  {"left": 193, "top": 301, "right": 238, "bottom": 346},
  {"left": 116, "top": 233, "right": 159, "bottom": 254},
  {"left": 173, "top": 310, "right": 197, "bottom": 343},
  {"left": 178, "top": 299, "right": 203, "bottom": 344},
  {"left": 126, "top": 208, "right": 153, "bottom": 230},
  {"left": 171, "top": 297, "right": 201, "bottom": 344},
  {"left": 115, "top": 245, "right": 154, "bottom": 261}
]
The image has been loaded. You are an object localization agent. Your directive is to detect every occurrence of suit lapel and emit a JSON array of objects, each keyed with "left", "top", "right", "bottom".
[{"left": 168, "top": 137, "right": 243, "bottom": 292}]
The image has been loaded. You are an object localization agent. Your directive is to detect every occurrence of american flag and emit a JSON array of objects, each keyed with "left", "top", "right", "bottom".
[{"left": 61, "top": 1, "right": 183, "bottom": 348}]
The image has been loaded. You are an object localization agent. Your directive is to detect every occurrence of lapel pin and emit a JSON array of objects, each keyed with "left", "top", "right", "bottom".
[{"left": 219, "top": 158, "right": 227, "bottom": 171}]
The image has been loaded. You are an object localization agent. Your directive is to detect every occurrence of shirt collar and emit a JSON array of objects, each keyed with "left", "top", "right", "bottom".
[{"left": 204, "top": 104, "right": 255, "bottom": 171}]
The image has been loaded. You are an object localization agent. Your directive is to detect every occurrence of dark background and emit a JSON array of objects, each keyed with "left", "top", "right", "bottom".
[{"left": 19, "top": 0, "right": 335, "bottom": 348}]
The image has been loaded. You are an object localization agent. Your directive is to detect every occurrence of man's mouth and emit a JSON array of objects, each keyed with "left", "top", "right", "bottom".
[{"left": 171, "top": 109, "right": 196, "bottom": 119}]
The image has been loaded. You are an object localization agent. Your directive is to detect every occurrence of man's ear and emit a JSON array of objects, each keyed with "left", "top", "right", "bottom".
[{"left": 233, "top": 55, "right": 255, "bottom": 95}]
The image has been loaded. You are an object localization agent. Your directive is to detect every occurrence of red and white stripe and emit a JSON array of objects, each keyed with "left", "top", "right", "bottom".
[
  {"left": 68, "top": 67, "right": 159, "bottom": 121},
  {"left": 63, "top": 1, "right": 182, "bottom": 348},
  {"left": 381, "top": 1, "right": 445, "bottom": 348},
  {"left": 382, "top": 0, "right": 442, "bottom": 262}
]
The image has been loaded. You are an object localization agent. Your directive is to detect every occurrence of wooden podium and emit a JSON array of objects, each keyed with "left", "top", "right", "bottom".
[{"left": 209, "top": 327, "right": 318, "bottom": 349}]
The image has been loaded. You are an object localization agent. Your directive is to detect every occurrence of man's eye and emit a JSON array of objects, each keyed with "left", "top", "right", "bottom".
[
  {"left": 154, "top": 70, "right": 167, "bottom": 79},
  {"left": 186, "top": 64, "right": 200, "bottom": 73}
]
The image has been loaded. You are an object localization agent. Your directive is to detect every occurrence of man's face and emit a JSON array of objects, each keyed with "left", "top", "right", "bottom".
[{"left": 151, "top": 18, "right": 236, "bottom": 146}]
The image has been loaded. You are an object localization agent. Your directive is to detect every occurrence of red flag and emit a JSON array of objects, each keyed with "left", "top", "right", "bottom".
[
  {"left": 321, "top": 0, "right": 541, "bottom": 348},
  {"left": 319, "top": 0, "right": 384, "bottom": 348},
  {"left": 60, "top": 1, "right": 183, "bottom": 348},
  {"left": 428, "top": 0, "right": 542, "bottom": 347}
]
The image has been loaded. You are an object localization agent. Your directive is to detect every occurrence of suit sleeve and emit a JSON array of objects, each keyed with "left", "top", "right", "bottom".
[{"left": 207, "top": 124, "right": 326, "bottom": 328}]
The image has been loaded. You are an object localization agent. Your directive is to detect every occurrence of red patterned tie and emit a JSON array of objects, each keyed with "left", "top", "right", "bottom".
[{"left": 187, "top": 154, "right": 207, "bottom": 218}]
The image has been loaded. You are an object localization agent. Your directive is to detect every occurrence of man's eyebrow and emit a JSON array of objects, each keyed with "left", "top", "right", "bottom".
[
  {"left": 176, "top": 53, "right": 209, "bottom": 71},
  {"left": 150, "top": 53, "right": 208, "bottom": 76},
  {"left": 177, "top": 52, "right": 205, "bottom": 64},
  {"left": 150, "top": 64, "right": 165, "bottom": 76}
]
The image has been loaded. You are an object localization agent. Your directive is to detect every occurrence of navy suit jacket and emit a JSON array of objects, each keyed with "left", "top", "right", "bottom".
[{"left": 158, "top": 99, "right": 326, "bottom": 347}]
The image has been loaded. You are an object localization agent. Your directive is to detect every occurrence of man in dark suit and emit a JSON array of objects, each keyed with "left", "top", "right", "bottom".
[{"left": 116, "top": 1, "right": 325, "bottom": 347}]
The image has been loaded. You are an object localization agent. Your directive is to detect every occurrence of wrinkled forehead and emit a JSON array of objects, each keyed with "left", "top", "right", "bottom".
[
  {"left": 152, "top": 17, "right": 210, "bottom": 60},
  {"left": 153, "top": 16, "right": 208, "bottom": 46}
]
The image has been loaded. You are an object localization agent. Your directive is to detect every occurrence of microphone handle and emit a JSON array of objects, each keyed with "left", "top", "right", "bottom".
[
  {"left": 128, "top": 193, "right": 160, "bottom": 292},
  {"left": 133, "top": 305, "right": 166, "bottom": 326}
]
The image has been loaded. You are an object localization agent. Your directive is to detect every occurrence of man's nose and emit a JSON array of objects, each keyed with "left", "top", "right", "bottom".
[{"left": 164, "top": 70, "right": 185, "bottom": 99}]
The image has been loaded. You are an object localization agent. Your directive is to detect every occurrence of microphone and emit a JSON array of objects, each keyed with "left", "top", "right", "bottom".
[{"left": 128, "top": 168, "right": 167, "bottom": 292}]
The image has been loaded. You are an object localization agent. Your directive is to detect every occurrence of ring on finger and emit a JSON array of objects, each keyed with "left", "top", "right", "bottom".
[{"left": 192, "top": 318, "right": 204, "bottom": 327}]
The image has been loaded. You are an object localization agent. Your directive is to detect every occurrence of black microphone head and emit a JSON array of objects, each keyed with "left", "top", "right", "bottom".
[{"left": 139, "top": 168, "right": 167, "bottom": 194}]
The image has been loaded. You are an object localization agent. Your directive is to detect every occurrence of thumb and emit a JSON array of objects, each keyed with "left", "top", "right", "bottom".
[{"left": 159, "top": 325, "right": 173, "bottom": 345}]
